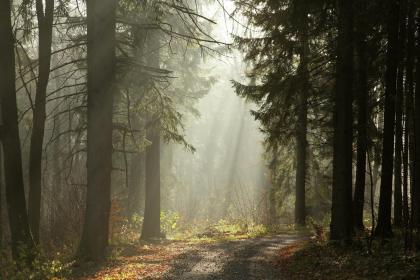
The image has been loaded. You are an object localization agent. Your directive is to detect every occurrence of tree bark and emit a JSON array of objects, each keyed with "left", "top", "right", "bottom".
[
  {"left": 127, "top": 27, "right": 146, "bottom": 218},
  {"left": 294, "top": 0, "right": 309, "bottom": 227},
  {"left": 28, "top": 0, "right": 54, "bottom": 243},
  {"left": 0, "top": 0, "right": 35, "bottom": 259},
  {"left": 353, "top": 0, "right": 368, "bottom": 231},
  {"left": 79, "top": 0, "right": 116, "bottom": 260},
  {"left": 376, "top": 0, "right": 400, "bottom": 238},
  {"left": 141, "top": 31, "right": 162, "bottom": 240},
  {"left": 393, "top": 0, "right": 408, "bottom": 228},
  {"left": 330, "top": 0, "right": 354, "bottom": 241},
  {"left": 413, "top": 8, "right": 420, "bottom": 241},
  {"left": 403, "top": 0, "right": 415, "bottom": 229}
]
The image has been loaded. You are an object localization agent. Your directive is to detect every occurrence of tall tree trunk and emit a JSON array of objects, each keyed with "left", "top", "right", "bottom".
[
  {"left": 376, "top": 0, "right": 400, "bottom": 238},
  {"left": 294, "top": 0, "right": 309, "bottom": 227},
  {"left": 28, "top": 0, "right": 54, "bottom": 243},
  {"left": 403, "top": 0, "right": 415, "bottom": 231},
  {"left": 330, "top": 0, "right": 354, "bottom": 241},
  {"left": 413, "top": 9, "right": 420, "bottom": 244},
  {"left": 393, "top": 0, "right": 408, "bottom": 228},
  {"left": 127, "top": 27, "right": 146, "bottom": 218},
  {"left": 141, "top": 31, "right": 162, "bottom": 240},
  {"left": 0, "top": 0, "right": 35, "bottom": 259},
  {"left": 79, "top": 0, "right": 116, "bottom": 260},
  {"left": 353, "top": 0, "right": 369, "bottom": 230}
]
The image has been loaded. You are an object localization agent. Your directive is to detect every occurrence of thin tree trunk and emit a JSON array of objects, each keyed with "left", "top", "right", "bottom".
[
  {"left": 376, "top": 0, "right": 400, "bottom": 238},
  {"left": 393, "top": 0, "right": 408, "bottom": 228},
  {"left": 28, "top": 0, "right": 54, "bottom": 243},
  {"left": 413, "top": 9, "right": 420, "bottom": 245},
  {"left": 294, "top": 0, "right": 309, "bottom": 227},
  {"left": 141, "top": 31, "right": 162, "bottom": 240},
  {"left": 330, "top": 0, "right": 354, "bottom": 241},
  {"left": 0, "top": 0, "right": 34, "bottom": 259},
  {"left": 79, "top": 0, "right": 116, "bottom": 260},
  {"left": 403, "top": 0, "right": 415, "bottom": 235},
  {"left": 408, "top": 54, "right": 416, "bottom": 248}
]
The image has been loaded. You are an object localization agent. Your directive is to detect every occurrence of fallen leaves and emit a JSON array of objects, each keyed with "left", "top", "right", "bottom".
[
  {"left": 74, "top": 241, "right": 192, "bottom": 280},
  {"left": 275, "top": 239, "right": 420, "bottom": 280}
]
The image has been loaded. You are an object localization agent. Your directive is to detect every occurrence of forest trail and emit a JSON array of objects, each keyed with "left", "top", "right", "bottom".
[{"left": 160, "top": 234, "right": 306, "bottom": 280}]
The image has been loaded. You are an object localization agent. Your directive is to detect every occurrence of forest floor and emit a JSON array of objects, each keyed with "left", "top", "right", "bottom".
[
  {"left": 68, "top": 229, "right": 420, "bottom": 279},
  {"left": 70, "top": 231, "right": 308, "bottom": 280}
]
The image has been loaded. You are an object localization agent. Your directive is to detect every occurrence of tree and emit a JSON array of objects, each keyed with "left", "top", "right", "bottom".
[
  {"left": 403, "top": 0, "right": 415, "bottom": 232},
  {"left": 79, "top": 0, "right": 117, "bottom": 260},
  {"left": 28, "top": 0, "right": 55, "bottom": 243},
  {"left": 141, "top": 30, "right": 162, "bottom": 240},
  {"left": 393, "top": 0, "right": 408, "bottom": 228},
  {"left": 0, "top": 0, "right": 35, "bottom": 259},
  {"left": 375, "top": 0, "right": 400, "bottom": 238},
  {"left": 294, "top": 0, "right": 310, "bottom": 227},
  {"left": 352, "top": 0, "right": 369, "bottom": 231},
  {"left": 232, "top": 0, "right": 330, "bottom": 227},
  {"left": 330, "top": 0, "right": 354, "bottom": 241},
  {"left": 413, "top": 7, "right": 420, "bottom": 242},
  {"left": 353, "top": 1, "right": 369, "bottom": 230}
]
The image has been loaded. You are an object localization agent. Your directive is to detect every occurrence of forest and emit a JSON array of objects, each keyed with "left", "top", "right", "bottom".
[{"left": 1, "top": 0, "right": 420, "bottom": 279}]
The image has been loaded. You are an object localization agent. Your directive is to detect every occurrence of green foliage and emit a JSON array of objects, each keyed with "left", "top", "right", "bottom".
[
  {"left": 233, "top": 0, "right": 336, "bottom": 223},
  {"left": 1, "top": 250, "right": 68, "bottom": 280},
  {"left": 160, "top": 210, "right": 180, "bottom": 235}
]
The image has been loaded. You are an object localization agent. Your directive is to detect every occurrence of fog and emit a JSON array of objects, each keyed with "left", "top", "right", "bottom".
[
  {"left": 134, "top": 2, "right": 268, "bottom": 227},
  {"left": 164, "top": 56, "right": 269, "bottom": 226}
]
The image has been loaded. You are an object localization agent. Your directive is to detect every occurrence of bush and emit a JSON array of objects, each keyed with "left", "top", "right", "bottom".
[
  {"left": 1, "top": 249, "right": 68, "bottom": 280},
  {"left": 160, "top": 211, "right": 180, "bottom": 236}
]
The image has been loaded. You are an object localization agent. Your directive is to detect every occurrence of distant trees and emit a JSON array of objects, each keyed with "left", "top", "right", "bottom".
[{"left": 233, "top": 0, "right": 326, "bottom": 227}]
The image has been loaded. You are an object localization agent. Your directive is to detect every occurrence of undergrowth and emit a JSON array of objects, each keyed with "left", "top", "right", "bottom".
[{"left": 278, "top": 236, "right": 420, "bottom": 280}]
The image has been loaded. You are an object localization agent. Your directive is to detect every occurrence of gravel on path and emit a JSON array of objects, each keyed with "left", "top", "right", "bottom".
[{"left": 161, "top": 234, "right": 307, "bottom": 280}]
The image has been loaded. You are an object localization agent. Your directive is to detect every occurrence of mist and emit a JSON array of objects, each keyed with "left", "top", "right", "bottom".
[{"left": 2, "top": 0, "right": 418, "bottom": 278}]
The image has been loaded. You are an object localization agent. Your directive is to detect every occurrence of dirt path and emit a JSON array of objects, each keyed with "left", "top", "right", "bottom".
[{"left": 160, "top": 234, "right": 307, "bottom": 280}]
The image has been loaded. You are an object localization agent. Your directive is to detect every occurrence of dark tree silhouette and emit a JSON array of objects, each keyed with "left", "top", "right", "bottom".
[
  {"left": 28, "top": 0, "right": 55, "bottom": 243},
  {"left": 0, "top": 0, "right": 34, "bottom": 259},
  {"left": 393, "top": 0, "right": 408, "bottom": 228},
  {"left": 376, "top": 0, "right": 400, "bottom": 238},
  {"left": 353, "top": 0, "right": 369, "bottom": 231},
  {"left": 330, "top": 0, "right": 354, "bottom": 241}
]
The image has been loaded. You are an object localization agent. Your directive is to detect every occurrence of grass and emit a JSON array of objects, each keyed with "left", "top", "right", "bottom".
[{"left": 179, "top": 222, "right": 305, "bottom": 244}]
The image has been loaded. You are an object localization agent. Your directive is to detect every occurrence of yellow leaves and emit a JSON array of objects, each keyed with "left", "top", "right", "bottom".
[{"left": 77, "top": 241, "right": 189, "bottom": 280}]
